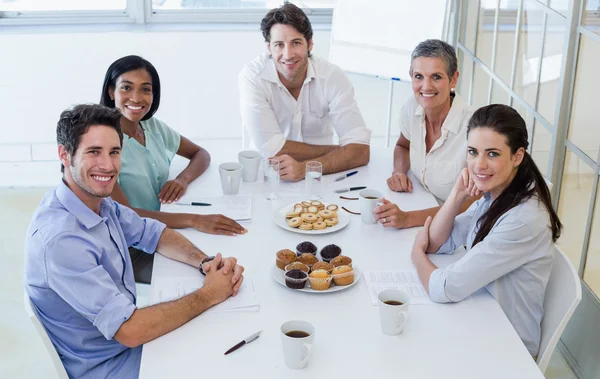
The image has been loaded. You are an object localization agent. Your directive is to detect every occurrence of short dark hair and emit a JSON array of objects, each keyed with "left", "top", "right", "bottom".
[
  {"left": 261, "top": 3, "right": 313, "bottom": 44},
  {"left": 410, "top": 39, "right": 458, "bottom": 78},
  {"left": 99, "top": 55, "right": 161, "bottom": 121},
  {"left": 56, "top": 104, "right": 123, "bottom": 173}
]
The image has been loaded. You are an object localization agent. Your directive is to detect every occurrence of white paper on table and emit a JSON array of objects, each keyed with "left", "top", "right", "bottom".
[
  {"left": 365, "top": 270, "right": 433, "bottom": 305},
  {"left": 176, "top": 195, "right": 252, "bottom": 221},
  {"left": 148, "top": 276, "right": 260, "bottom": 313}
]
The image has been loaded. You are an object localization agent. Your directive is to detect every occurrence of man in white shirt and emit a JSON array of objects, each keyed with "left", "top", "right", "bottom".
[{"left": 239, "top": 3, "right": 371, "bottom": 181}]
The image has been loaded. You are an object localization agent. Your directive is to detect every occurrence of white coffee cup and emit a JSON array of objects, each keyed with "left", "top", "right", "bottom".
[
  {"left": 238, "top": 150, "right": 261, "bottom": 182},
  {"left": 218, "top": 162, "right": 243, "bottom": 195},
  {"left": 359, "top": 189, "right": 383, "bottom": 224},
  {"left": 377, "top": 289, "right": 410, "bottom": 336},
  {"left": 280, "top": 320, "right": 314, "bottom": 370}
]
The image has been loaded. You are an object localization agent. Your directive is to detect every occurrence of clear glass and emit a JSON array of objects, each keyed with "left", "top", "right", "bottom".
[
  {"left": 490, "top": 80, "right": 510, "bottom": 105},
  {"left": 152, "top": 0, "right": 280, "bottom": 10},
  {"left": 264, "top": 158, "right": 280, "bottom": 200},
  {"left": 305, "top": 161, "right": 323, "bottom": 200},
  {"left": 537, "top": 11, "right": 565, "bottom": 126},
  {"left": 557, "top": 150, "right": 596, "bottom": 271},
  {"left": 583, "top": 180, "right": 600, "bottom": 295},
  {"left": 582, "top": 0, "right": 600, "bottom": 37},
  {"left": 471, "top": 63, "right": 490, "bottom": 109},
  {"left": 514, "top": 0, "right": 545, "bottom": 109},
  {"left": 0, "top": 0, "right": 126, "bottom": 11},
  {"left": 461, "top": 0, "right": 480, "bottom": 52},
  {"left": 475, "top": 0, "right": 495, "bottom": 68},
  {"left": 567, "top": 35, "right": 600, "bottom": 162},
  {"left": 530, "top": 119, "right": 553, "bottom": 178}
]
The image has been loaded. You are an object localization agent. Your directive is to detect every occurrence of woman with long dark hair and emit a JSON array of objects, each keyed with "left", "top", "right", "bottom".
[
  {"left": 100, "top": 55, "right": 246, "bottom": 283},
  {"left": 411, "top": 104, "right": 562, "bottom": 357}
]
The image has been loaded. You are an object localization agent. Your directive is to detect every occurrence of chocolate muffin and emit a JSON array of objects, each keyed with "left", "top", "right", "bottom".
[
  {"left": 320, "top": 244, "right": 342, "bottom": 263},
  {"left": 285, "top": 269, "right": 308, "bottom": 289},
  {"left": 296, "top": 241, "right": 317, "bottom": 256}
]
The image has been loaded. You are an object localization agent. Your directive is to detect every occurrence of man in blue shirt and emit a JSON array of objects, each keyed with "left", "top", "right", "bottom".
[{"left": 24, "top": 104, "right": 244, "bottom": 379}]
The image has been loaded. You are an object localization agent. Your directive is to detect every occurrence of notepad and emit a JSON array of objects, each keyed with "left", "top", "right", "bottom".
[
  {"left": 148, "top": 276, "right": 260, "bottom": 313},
  {"left": 175, "top": 195, "right": 253, "bottom": 221},
  {"left": 365, "top": 270, "right": 433, "bottom": 305}
]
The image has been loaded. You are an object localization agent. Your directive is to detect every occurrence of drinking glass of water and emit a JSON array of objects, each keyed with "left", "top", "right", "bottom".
[
  {"left": 305, "top": 161, "right": 323, "bottom": 200},
  {"left": 264, "top": 158, "right": 280, "bottom": 200}
]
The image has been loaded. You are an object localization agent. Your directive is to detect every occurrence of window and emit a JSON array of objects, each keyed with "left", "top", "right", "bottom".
[{"left": 0, "top": 0, "right": 127, "bottom": 11}]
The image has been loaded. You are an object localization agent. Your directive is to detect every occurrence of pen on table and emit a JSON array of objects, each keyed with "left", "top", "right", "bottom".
[
  {"left": 224, "top": 330, "right": 262, "bottom": 355},
  {"left": 334, "top": 186, "right": 367, "bottom": 193},
  {"left": 334, "top": 170, "right": 358, "bottom": 182},
  {"left": 174, "top": 202, "right": 212, "bottom": 206}
]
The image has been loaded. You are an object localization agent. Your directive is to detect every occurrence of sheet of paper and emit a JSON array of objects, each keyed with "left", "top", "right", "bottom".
[
  {"left": 176, "top": 195, "right": 252, "bottom": 221},
  {"left": 149, "top": 276, "right": 260, "bottom": 313},
  {"left": 365, "top": 270, "right": 433, "bottom": 305}
]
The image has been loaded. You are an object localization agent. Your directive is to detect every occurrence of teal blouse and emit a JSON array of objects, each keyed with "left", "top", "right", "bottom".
[{"left": 118, "top": 117, "right": 181, "bottom": 211}]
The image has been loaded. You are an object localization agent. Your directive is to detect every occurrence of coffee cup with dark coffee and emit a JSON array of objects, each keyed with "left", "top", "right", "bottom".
[
  {"left": 377, "top": 289, "right": 410, "bottom": 335},
  {"left": 280, "top": 320, "right": 315, "bottom": 369},
  {"left": 358, "top": 189, "right": 383, "bottom": 224}
]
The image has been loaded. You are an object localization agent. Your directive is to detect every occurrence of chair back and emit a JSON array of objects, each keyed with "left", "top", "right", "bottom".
[
  {"left": 23, "top": 293, "right": 69, "bottom": 379},
  {"left": 537, "top": 245, "right": 582, "bottom": 373}
]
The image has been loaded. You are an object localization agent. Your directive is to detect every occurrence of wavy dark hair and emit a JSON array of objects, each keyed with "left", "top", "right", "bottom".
[
  {"left": 99, "top": 55, "right": 160, "bottom": 121},
  {"left": 261, "top": 3, "right": 313, "bottom": 57},
  {"left": 468, "top": 104, "right": 562, "bottom": 246},
  {"left": 56, "top": 104, "right": 123, "bottom": 173}
]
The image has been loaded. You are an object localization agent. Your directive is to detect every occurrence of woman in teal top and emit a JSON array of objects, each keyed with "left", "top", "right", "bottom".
[{"left": 100, "top": 56, "right": 246, "bottom": 283}]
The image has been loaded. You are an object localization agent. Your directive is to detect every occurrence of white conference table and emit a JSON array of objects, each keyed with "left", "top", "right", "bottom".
[{"left": 140, "top": 143, "right": 543, "bottom": 379}]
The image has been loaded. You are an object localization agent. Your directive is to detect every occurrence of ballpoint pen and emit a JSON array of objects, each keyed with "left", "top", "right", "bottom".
[
  {"left": 334, "top": 186, "right": 367, "bottom": 193},
  {"left": 224, "top": 330, "right": 262, "bottom": 355},
  {"left": 334, "top": 170, "right": 358, "bottom": 182},
  {"left": 174, "top": 202, "right": 212, "bottom": 206}
]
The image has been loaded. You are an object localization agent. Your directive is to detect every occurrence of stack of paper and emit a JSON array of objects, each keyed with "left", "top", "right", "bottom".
[
  {"left": 148, "top": 276, "right": 260, "bottom": 313},
  {"left": 176, "top": 195, "right": 252, "bottom": 221},
  {"left": 365, "top": 270, "right": 433, "bottom": 305}
]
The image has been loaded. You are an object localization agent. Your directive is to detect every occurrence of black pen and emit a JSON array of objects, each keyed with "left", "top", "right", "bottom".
[
  {"left": 224, "top": 330, "right": 262, "bottom": 355},
  {"left": 175, "top": 202, "right": 212, "bottom": 206},
  {"left": 334, "top": 186, "right": 367, "bottom": 193}
]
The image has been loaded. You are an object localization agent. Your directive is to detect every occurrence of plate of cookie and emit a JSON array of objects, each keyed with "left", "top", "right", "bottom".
[{"left": 273, "top": 200, "right": 350, "bottom": 234}]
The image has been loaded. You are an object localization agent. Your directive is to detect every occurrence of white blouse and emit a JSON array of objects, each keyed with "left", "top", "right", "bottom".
[{"left": 400, "top": 94, "right": 474, "bottom": 202}]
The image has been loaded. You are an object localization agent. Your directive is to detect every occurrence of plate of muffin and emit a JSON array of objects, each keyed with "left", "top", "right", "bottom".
[
  {"left": 273, "top": 200, "right": 350, "bottom": 234},
  {"left": 272, "top": 242, "right": 360, "bottom": 293}
]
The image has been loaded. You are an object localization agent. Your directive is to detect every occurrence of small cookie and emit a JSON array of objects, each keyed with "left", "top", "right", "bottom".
[
  {"left": 301, "top": 201, "right": 311, "bottom": 207},
  {"left": 307, "top": 206, "right": 319, "bottom": 214},
  {"left": 293, "top": 204, "right": 303, "bottom": 213},
  {"left": 325, "top": 217, "right": 338, "bottom": 227},
  {"left": 287, "top": 217, "right": 303, "bottom": 228},
  {"left": 313, "top": 221, "right": 327, "bottom": 230},
  {"left": 326, "top": 204, "right": 338, "bottom": 211},
  {"left": 310, "top": 200, "right": 322, "bottom": 207},
  {"left": 298, "top": 223, "right": 314, "bottom": 230},
  {"left": 318, "top": 209, "right": 335, "bottom": 219},
  {"left": 286, "top": 211, "right": 300, "bottom": 219},
  {"left": 301, "top": 213, "right": 318, "bottom": 223}
]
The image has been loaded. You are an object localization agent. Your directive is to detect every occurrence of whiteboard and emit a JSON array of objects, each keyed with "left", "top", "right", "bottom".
[{"left": 329, "top": 0, "right": 450, "bottom": 81}]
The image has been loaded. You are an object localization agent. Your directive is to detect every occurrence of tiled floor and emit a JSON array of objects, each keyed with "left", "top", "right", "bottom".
[{"left": 0, "top": 187, "right": 579, "bottom": 379}]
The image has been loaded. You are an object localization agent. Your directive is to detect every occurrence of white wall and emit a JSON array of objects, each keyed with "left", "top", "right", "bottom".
[{"left": 0, "top": 28, "right": 411, "bottom": 186}]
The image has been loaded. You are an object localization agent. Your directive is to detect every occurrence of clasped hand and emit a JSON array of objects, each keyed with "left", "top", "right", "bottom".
[
  {"left": 201, "top": 253, "right": 245, "bottom": 298},
  {"left": 272, "top": 154, "right": 305, "bottom": 182}
]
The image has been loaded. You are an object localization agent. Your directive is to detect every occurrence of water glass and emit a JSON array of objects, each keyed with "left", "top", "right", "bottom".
[
  {"left": 305, "top": 161, "right": 323, "bottom": 200},
  {"left": 264, "top": 158, "right": 280, "bottom": 200}
]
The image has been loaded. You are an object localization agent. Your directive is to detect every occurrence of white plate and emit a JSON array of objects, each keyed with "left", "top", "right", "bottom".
[
  {"left": 271, "top": 265, "right": 361, "bottom": 293},
  {"left": 272, "top": 203, "right": 350, "bottom": 235}
]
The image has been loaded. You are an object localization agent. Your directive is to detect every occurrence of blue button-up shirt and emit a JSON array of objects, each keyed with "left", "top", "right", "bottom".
[
  {"left": 429, "top": 193, "right": 554, "bottom": 357},
  {"left": 24, "top": 180, "right": 166, "bottom": 379}
]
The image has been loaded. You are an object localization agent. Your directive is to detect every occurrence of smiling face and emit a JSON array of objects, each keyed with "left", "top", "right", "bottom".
[
  {"left": 467, "top": 127, "right": 524, "bottom": 199},
  {"left": 410, "top": 57, "right": 458, "bottom": 112},
  {"left": 108, "top": 68, "right": 153, "bottom": 124},
  {"left": 266, "top": 23, "right": 313, "bottom": 85},
  {"left": 59, "top": 125, "right": 122, "bottom": 210}
]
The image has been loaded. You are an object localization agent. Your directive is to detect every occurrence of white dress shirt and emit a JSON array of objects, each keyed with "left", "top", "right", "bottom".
[
  {"left": 401, "top": 94, "right": 473, "bottom": 202},
  {"left": 429, "top": 193, "right": 554, "bottom": 357},
  {"left": 239, "top": 54, "right": 371, "bottom": 157}
]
